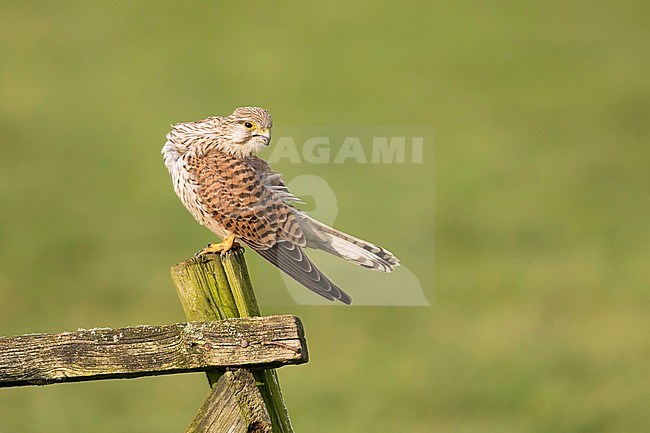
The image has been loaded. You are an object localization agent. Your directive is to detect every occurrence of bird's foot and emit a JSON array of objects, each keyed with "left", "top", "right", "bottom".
[{"left": 195, "top": 236, "right": 240, "bottom": 256}]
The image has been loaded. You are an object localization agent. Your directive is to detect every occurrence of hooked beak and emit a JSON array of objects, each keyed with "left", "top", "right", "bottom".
[{"left": 255, "top": 127, "right": 271, "bottom": 146}]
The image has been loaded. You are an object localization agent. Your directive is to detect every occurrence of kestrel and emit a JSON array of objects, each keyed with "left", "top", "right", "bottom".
[{"left": 162, "top": 107, "right": 399, "bottom": 304}]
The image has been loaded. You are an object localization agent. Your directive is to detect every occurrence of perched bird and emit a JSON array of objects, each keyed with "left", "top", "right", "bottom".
[{"left": 162, "top": 107, "right": 399, "bottom": 304}]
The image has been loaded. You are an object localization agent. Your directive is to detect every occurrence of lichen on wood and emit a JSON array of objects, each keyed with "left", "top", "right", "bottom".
[{"left": 0, "top": 315, "right": 307, "bottom": 388}]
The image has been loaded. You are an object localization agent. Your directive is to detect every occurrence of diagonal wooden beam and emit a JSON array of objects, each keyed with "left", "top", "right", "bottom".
[
  {"left": 185, "top": 369, "right": 272, "bottom": 433},
  {"left": 0, "top": 315, "right": 307, "bottom": 388}
]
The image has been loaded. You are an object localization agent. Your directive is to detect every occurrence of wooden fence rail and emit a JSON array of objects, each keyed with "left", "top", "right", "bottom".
[{"left": 0, "top": 315, "right": 307, "bottom": 388}]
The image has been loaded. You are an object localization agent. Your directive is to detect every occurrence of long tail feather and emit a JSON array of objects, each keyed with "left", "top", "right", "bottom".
[
  {"left": 297, "top": 213, "right": 400, "bottom": 272},
  {"left": 249, "top": 240, "right": 352, "bottom": 305}
]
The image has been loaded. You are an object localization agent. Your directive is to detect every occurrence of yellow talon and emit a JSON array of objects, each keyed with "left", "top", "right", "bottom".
[{"left": 195, "top": 235, "right": 240, "bottom": 256}]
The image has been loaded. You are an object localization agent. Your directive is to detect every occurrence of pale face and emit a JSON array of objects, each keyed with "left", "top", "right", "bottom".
[
  {"left": 221, "top": 107, "right": 273, "bottom": 157},
  {"left": 225, "top": 117, "right": 272, "bottom": 154}
]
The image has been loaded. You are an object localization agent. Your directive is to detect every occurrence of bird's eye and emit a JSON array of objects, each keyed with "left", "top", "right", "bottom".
[{"left": 244, "top": 121, "right": 255, "bottom": 129}]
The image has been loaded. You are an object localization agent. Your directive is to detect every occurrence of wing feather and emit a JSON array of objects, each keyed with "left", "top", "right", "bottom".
[
  {"left": 192, "top": 151, "right": 305, "bottom": 248},
  {"left": 250, "top": 241, "right": 352, "bottom": 304},
  {"left": 191, "top": 150, "right": 353, "bottom": 304}
]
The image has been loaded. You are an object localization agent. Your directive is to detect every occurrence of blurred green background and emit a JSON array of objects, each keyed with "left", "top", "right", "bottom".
[{"left": 1, "top": 1, "right": 648, "bottom": 432}]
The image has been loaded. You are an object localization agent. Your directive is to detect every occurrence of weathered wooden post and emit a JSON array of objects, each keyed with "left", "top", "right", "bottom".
[{"left": 171, "top": 248, "right": 299, "bottom": 433}]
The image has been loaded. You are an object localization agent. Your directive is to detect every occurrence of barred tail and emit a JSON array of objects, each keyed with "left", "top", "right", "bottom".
[{"left": 297, "top": 213, "right": 400, "bottom": 272}]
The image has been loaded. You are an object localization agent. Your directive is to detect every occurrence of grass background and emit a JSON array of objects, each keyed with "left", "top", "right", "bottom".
[{"left": 1, "top": 1, "right": 648, "bottom": 431}]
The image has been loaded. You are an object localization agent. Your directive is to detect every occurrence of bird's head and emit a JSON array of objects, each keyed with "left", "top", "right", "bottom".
[
  {"left": 163, "top": 106, "right": 273, "bottom": 160},
  {"left": 221, "top": 106, "right": 273, "bottom": 157}
]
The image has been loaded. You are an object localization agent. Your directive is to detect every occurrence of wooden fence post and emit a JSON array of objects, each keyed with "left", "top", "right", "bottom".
[{"left": 171, "top": 248, "right": 297, "bottom": 433}]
